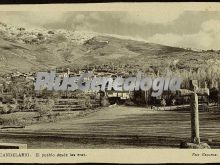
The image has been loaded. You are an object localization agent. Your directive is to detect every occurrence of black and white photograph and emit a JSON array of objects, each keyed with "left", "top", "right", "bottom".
[{"left": 0, "top": 4, "right": 220, "bottom": 152}]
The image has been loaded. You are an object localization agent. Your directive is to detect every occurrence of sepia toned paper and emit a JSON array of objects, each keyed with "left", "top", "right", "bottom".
[{"left": 0, "top": 2, "right": 219, "bottom": 163}]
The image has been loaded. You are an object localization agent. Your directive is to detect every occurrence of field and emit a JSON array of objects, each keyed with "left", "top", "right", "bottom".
[{"left": 0, "top": 106, "right": 219, "bottom": 149}]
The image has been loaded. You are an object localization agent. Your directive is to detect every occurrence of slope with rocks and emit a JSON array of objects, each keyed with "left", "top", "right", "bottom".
[{"left": 0, "top": 22, "right": 219, "bottom": 74}]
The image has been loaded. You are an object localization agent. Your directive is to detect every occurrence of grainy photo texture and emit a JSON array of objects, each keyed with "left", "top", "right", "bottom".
[{"left": 0, "top": 5, "right": 220, "bottom": 150}]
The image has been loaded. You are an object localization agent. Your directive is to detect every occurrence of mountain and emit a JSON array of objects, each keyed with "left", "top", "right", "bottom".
[{"left": 0, "top": 22, "right": 220, "bottom": 74}]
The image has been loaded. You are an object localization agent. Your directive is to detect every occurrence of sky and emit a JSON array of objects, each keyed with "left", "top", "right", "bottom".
[{"left": 0, "top": 10, "right": 220, "bottom": 50}]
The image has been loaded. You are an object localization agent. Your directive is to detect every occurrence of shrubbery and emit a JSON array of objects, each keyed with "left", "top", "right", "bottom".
[
  {"left": 35, "top": 99, "right": 54, "bottom": 117},
  {"left": 0, "top": 103, "right": 18, "bottom": 114}
]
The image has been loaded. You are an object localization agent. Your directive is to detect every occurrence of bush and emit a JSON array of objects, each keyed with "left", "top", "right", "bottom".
[
  {"left": 160, "top": 99, "right": 166, "bottom": 106},
  {"left": 209, "top": 87, "right": 218, "bottom": 103},
  {"left": 0, "top": 104, "right": 17, "bottom": 114},
  {"left": 101, "top": 96, "right": 110, "bottom": 107},
  {"left": 22, "top": 97, "right": 36, "bottom": 110},
  {"left": 17, "top": 27, "right": 25, "bottom": 31},
  {"left": 36, "top": 99, "right": 54, "bottom": 117},
  {"left": 0, "top": 104, "right": 10, "bottom": 114},
  {"left": 171, "top": 99, "right": 176, "bottom": 106},
  {"left": 48, "top": 31, "right": 55, "bottom": 34},
  {"left": 85, "top": 96, "right": 92, "bottom": 108},
  {"left": 37, "top": 33, "right": 43, "bottom": 37},
  {"left": 0, "top": 115, "right": 20, "bottom": 125},
  {"left": 79, "top": 96, "right": 92, "bottom": 109}
]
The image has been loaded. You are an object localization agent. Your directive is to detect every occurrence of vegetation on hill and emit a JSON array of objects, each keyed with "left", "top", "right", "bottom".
[{"left": 0, "top": 21, "right": 220, "bottom": 76}]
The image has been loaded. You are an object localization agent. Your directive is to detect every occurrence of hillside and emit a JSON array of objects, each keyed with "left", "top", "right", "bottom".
[{"left": 0, "top": 22, "right": 220, "bottom": 74}]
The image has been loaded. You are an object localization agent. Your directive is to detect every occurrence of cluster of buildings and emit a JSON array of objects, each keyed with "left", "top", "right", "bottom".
[{"left": 0, "top": 63, "right": 217, "bottom": 111}]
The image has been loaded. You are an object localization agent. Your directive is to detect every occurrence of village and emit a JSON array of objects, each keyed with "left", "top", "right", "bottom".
[
  {"left": 0, "top": 63, "right": 219, "bottom": 115},
  {"left": 0, "top": 56, "right": 219, "bottom": 148}
]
